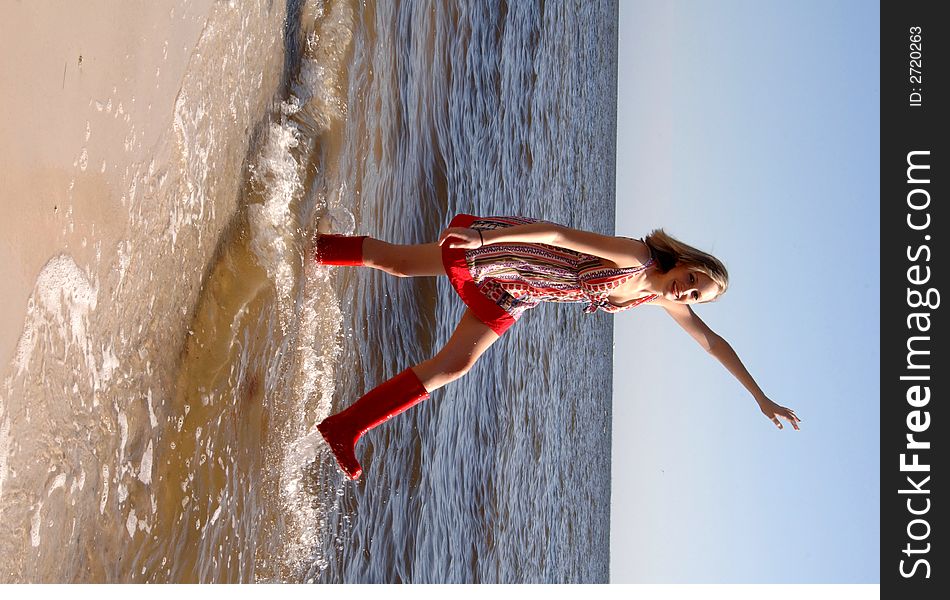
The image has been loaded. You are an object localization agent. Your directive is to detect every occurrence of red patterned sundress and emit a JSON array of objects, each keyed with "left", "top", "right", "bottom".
[{"left": 441, "top": 214, "right": 658, "bottom": 335}]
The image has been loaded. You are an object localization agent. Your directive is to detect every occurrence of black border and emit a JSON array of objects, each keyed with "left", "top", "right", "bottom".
[{"left": 881, "top": 0, "right": 947, "bottom": 596}]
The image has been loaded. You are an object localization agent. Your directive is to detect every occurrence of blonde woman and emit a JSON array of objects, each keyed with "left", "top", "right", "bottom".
[{"left": 315, "top": 214, "right": 800, "bottom": 480}]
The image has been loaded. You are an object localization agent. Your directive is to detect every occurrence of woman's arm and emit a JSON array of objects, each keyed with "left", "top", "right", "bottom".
[
  {"left": 438, "top": 222, "right": 650, "bottom": 267},
  {"left": 661, "top": 302, "right": 801, "bottom": 430}
]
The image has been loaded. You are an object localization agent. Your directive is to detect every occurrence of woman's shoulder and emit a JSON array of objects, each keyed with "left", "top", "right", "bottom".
[{"left": 598, "top": 237, "right": 652, "bottom": 269}]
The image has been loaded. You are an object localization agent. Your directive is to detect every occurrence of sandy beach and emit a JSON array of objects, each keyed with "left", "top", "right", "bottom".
[
  {"left": 0, "top": 0, "right": 626, "bottom": 583},
  {"left": 0, "top": 0, "right": 214, "bottom": 369},
  {"left": 0, "top": 0, "right": 290, "bottom": 581}
]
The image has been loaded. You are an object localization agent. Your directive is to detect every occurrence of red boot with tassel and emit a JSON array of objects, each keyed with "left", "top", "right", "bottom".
[
  {"left": 317, "top": 368, "right": 430, "bottom": 480},
  {"left": 313, "top": 234, "right": 368, "bottom": 266}
]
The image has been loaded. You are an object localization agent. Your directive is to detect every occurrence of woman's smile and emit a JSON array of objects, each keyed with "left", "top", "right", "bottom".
[{"left": 662, "top": 265, "right": 720, "bottom": 304}]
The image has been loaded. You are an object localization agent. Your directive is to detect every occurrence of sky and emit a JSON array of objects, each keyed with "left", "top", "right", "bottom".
[{"left": 611, "top": 0, "right": 880, "bottom": 583}]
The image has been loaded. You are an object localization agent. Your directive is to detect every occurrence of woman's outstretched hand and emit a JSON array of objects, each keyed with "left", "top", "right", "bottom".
[
  {"left": 758, "top": 397, "right": 801, "bottom": 430},
  {"left": 439, "top": 227, "right": 482, "bottom": 249}
]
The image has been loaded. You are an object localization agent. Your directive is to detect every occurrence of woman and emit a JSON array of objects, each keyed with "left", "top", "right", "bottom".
[{"left": 316, "top": 214, "right": 800, "bottom": 480}]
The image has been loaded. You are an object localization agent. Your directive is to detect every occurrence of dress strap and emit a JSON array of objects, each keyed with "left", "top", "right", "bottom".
[
  {"left": 583, "top": 293, "right": 658, "bottom": 314},
  {"left": 620, "top": 256, "right": 654, "bottom": 273},
  {"left": 583, "top": 256, "right": 657, "bottom": 314}
]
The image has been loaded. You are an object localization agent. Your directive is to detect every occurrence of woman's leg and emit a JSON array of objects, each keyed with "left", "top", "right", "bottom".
[
  {"left": 314, "top": 235, "right": 445, "bottom": 276},
  {"left": 318, "top": 308, "right": 500, "bottom": 479},
  {"left": 409, "top": 308, "right": 500, "bottom": 391},
  {"left": 362, "top": 239, "right": 446, "bottom": 277}
]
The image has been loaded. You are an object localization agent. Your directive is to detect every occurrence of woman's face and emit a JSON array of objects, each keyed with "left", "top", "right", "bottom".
[{"left": 662, "top": 264, "right": 720, "bottom": 304}]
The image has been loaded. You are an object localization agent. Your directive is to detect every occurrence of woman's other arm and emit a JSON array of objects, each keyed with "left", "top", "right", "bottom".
[
  {"left": 661, "top": 302, "right": 801, "bottom": 430},
  {"left": 439, "top": 221, "right": 650, "bottom": 267}
]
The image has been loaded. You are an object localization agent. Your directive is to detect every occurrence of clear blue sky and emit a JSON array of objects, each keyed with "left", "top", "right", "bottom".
[{"left": 612, "top": 0, "right": 879, "bottom": 583}]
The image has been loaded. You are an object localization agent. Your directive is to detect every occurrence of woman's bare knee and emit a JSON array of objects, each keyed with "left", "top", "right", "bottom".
[
  {"left": 411, "top": 309, "right": 500, "bottom": 392},
  {"left": 363, "top": 239, "right": 444, "bottom": 277},
  {"left": 362, "top": 238, "right": 402, "bottom": 275},
  {"left": 413, "top": 355, "right": 475, "bottom": 391},
  {"left": 440, "top": 355, "right": 476, "bottom": 383}
]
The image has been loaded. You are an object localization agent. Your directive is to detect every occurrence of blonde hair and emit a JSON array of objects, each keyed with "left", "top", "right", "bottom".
[{"left": 644, "top": 229, "right": 729, "bottom": 301}]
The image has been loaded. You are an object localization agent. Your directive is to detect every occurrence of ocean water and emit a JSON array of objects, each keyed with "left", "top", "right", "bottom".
[{"left": 0, "top": 0, "right": 617, "bottom": 583}]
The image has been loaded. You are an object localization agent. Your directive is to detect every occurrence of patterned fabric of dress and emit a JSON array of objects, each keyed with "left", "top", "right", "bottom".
[{"left": 462, "top": 216, "right": 658, "bottom": 322}]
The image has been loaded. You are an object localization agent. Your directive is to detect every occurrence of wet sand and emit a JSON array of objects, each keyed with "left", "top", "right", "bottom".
[
  {"left": 0, "top": 0, "right": 285, "bottom": 583},
  {"left": 0, "top": 0, "right": 213, "bottom": 370}
]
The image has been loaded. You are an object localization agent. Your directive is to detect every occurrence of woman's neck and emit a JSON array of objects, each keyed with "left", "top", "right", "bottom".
[{"left": 611, "top": 263, "right": 663, "bottom": 302}]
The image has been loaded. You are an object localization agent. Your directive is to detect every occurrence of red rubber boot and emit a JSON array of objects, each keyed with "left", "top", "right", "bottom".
[
  {"left": 317, "top": 368, "right": 430, "bottom": 480},
  {"left": 314, "top": 234, "right": 368, "bottom": 266}
]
